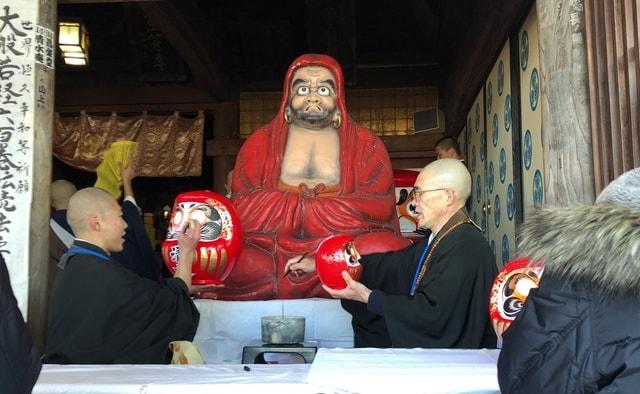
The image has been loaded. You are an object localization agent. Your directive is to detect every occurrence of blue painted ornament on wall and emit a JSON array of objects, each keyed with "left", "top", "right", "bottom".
[
  {"left": 476, "top": 174, "right": 482, "bottom": 203},
  {"left": 524, "top": 129, "right": 532, "bottom": 170},
  {"left": 501, "top": 234, "right": 510, "bottom": 265},
  {"left": 504, "top": 95, "right": 512, "bottom": 132},
  {"left": 492, "top": 114, "right": 499, "bottom": 147},
  {"left": 494, "top": 194, "right": 501, "bottom": 228},
  {"left": 530, "top": 68, "right": 539, "bottom": 111},
  {"left": 520, "top": 30, "right": 529, "bottom": 71},
  {"left": 507, "top": 184, "right": 515, "bottom": 220},
  {"left": 533, "top": 170, "right": 544, "bottom": 205},
  {"left": 499, "top": 148, "right": 507, "bottom": 183},
  {"left": 471, "top": 145, "right": 476, "bottom": 173},
  {"left": 488, "top": 161, "right": 495, "bottom": 193}
]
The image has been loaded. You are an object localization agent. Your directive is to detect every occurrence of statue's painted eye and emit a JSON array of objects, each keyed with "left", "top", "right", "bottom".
[
  {"left": 297, "top": 86, "right": 310, "bottom": 95},
  {"left": 190, "top": 210, "right": 207, "bottom": 224},
  {"left": 317, "top": 86, "right": 331, "bottom": 96}
]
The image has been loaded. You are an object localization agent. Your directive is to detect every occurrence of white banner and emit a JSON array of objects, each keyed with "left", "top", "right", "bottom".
[{"left": 0, "top": 1, "right": 38, "bottom": 317}]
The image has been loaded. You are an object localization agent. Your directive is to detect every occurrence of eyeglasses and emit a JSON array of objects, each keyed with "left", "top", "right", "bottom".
[{"left": 412, "top": 187, "right": 447, "bottom": 197}]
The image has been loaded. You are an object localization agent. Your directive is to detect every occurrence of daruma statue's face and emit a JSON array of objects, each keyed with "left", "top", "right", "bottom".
[{"left": 161, "top": 191, "right": 243, "bottom": 285}]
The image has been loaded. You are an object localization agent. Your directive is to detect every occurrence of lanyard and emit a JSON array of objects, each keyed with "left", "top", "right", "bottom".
[
  {"left": 68, "top": 246, "right": 110, "bottom": 262},
  {"left": 409, "top": 241, "right": 432, "bottom": 296}
]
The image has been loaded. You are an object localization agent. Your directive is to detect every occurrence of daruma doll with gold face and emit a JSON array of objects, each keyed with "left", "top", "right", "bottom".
[{"left": 161, "top": 191, "right": 242, "bottom": 285}]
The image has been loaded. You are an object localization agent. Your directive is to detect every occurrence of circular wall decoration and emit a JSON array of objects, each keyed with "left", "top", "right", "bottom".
[
  {"left": 476, "top": 174, "right": 482, "bottom": 203},
  {"left": 502, "top": 234, "right": 510, "bottom": 265},
  {"left": 504, "top": 95, "right": 512, "bottom": 132},
  {"left": 498, "top": 60, "right": 505, "bottom": 96},
  {"left": 499, "top": 148, "right": 507, "bottom": 183},
  {"left": 471, "top": 145, "right": 477, "bottom": 173},
  {"left": 533, "top": 169, "right": 544, "bottom": 205},
  {"left": 520, "top": 30, "right": 529, "bottom": 71},
  {"left": 492, "top": 113, "right": 499, "bottom": 147},
  {"left": 494, "top": 194, "right": 501, "bottom": 228},
  {"left": 487, "top": 81, "right": 493, "bottom": 114},
  {"left": 530, "top": 68, "right": 539, "bottom": 111},
  {"left": 481, "top": 208, "right": 487, "bottom": 233},
  {"left": 480, "top": 131, "right": 487, "bottom": 162},
  {"left": 490, "top": 239, "right": 496, "bottom": 258},
  {"left": 475, "top": 103, "right": 480, "bottom": 132},
  {"left": 507, "top": 184, "right": 515, "bottom": 220},
  {"left": 523, "top": 129, "right": 533, "bottom": 170},
  {"left": 488, "top": 161, "right": 495, "bottom": 193}
]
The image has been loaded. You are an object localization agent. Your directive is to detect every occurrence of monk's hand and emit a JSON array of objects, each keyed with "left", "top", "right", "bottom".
[
  {"left": 178, "top": 219, "right": 202, "bottom": 253},
  {"left": 323, "top": 271, "right": 372, "bottom": 304},
  {"left": 120, "top": 160, "right": 136, "bottom": 184},
  {"left": 284, "top": 255, "right": 316, "bottom": 277}
]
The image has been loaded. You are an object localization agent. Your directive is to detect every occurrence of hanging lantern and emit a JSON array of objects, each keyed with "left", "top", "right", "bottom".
[{"left": 58, "top": 20, "right": 89, "bottom": 66}]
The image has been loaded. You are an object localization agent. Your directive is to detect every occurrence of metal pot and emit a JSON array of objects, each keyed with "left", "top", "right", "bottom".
[{"left": 261, "top": 316, "right": 305, "bottom": 344}]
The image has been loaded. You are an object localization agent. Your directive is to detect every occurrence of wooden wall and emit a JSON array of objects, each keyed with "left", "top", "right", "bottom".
[{"left": 584, "top": 0, "right": 640, "bottom": 193}]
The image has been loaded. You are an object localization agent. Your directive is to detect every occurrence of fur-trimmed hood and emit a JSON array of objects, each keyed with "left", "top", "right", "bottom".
[{"left": 518, "top": 204, "right": 640, "bottom": 295}]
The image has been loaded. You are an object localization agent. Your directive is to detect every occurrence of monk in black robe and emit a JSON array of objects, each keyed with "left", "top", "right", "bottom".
[
  {"left": 45, "top": 187, "right": 201, "bottom": 364},
  {"left": 286, "top": 159, "right": 497, "bottom": 348}
]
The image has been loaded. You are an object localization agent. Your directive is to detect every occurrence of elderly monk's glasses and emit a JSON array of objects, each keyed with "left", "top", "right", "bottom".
[{"left": 412, "top": 187, "right": 447, "bottom": 197}]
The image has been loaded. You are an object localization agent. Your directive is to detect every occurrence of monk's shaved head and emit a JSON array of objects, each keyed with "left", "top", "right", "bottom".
[
  {"left": 67, "top": 188, "right": 114, "bottom": 236},
  {"left": 51, "top": 180, "right": 77, "bottom": 210},
  {"left": 417, "top": 158, "right": 471, "bottom": 209}
]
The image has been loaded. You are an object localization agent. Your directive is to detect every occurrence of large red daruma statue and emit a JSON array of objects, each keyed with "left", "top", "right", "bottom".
[
  {"left": 161, "top": 191, "right": 243, "bottom": 285},
  {"left": 315, "top": 235, "right": 363, "bottom": 290}
]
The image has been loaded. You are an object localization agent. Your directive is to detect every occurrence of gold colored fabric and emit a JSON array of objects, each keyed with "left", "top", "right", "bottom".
[
  {"left": 53, "top": 111, "right": 203, "bottom": 177},
  {"left": 169, "top": 341, "right": 205, "bottom": 365},
  {"left": 94, "top": 141, "right": 138, "bottom": 199}
]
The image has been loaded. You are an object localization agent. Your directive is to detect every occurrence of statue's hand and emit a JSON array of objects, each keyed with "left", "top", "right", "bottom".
[
  {"left": 313, "top": 183, "right": 326, "bottom": 194},
  {"left": 298, "top": 183, "right": 315, "bottom": 198}
]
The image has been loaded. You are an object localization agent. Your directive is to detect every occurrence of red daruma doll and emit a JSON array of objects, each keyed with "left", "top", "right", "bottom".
[
  {"left": 315, "top": 235, "right": 363, "bottom": 290},
  {"left": 161, "top": 191, "right": 243, "bottom": 285}
]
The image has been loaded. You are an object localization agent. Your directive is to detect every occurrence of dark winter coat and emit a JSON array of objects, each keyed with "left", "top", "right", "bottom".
[
  {"left": 498, "top": 205, "right": 640, "bottom": 393},
  {"left": 0, "top": 253, "right": 42, "bottom": 394}
]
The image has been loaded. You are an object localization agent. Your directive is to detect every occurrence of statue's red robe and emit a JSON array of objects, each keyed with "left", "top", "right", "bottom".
[{"left": 202, "top": 54, "right": 410, "bottom": 300}]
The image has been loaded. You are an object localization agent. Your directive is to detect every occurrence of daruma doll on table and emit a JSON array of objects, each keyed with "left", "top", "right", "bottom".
[
  {"left": 315, "top": 234, "right": 363, "bottom": 290},
  {"left": 161, "top": 190, "right": 243, "bottom": 285}
]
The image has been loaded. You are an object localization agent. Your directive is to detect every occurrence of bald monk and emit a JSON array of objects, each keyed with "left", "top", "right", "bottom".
[
  {"left": 205, "top": 54, "right": 409, "bottom": 300},
  {"left": 288, "top": 159, "right": 498, "bottom": 348},
  {"left": 45, "top": 188, "right": 201, "bottom": 364}
]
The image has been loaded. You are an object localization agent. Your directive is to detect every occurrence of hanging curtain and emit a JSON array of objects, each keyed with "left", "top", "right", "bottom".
[{"left": 53, "top": 111, "right": 204, "bottom": 177}]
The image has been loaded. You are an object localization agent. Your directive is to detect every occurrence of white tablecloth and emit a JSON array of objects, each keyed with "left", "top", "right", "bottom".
[
  {"left": 33, "top": 364, "right": 312, "bottom": 394},
  {"left": 192, "top": 298, "right": 354, "bottom": 363},
  {"left": 308, "top": 348, "right": 501, "bottom": 394},
  {"left": 33, "top": 349, "right": 501, "bottom": 394}
]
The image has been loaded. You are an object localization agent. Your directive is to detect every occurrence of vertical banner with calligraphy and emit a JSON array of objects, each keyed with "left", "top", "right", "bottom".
[{"left": 0, "top": 2, "right": 50, "bottom": 316}]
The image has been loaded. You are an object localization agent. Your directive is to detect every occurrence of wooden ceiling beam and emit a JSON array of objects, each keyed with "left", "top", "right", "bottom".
[{"left": 137, "top": 1, "right": 231, "bottom": 101}]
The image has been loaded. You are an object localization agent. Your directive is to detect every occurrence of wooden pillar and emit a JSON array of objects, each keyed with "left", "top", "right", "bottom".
[
  {"left": 212, "top": 103, "right": 239, "bottom": 194},
  {"left": 535, "top": 0, "right": 595, "bottom": 204},
  {"left": 1, "top": 0, "right": 55, "bottom": 352}
]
